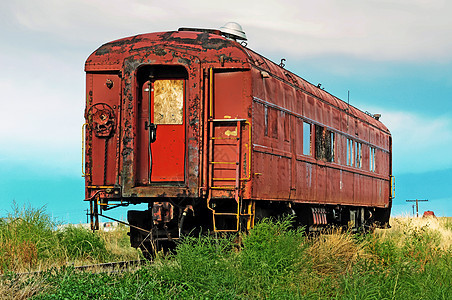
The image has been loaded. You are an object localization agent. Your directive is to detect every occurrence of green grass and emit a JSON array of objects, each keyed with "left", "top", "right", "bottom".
[
  {"left": 1, "top": 205, "right": 451, "bottom": 299},
  {"left": 0, "top": 203, "right": 140, "bottom": 274},
  {"left": 57, "top": 225, "right": 111, "bottom": 262},
  {"left": 0, "top": 203, "right": 64, "bottom": 272}
]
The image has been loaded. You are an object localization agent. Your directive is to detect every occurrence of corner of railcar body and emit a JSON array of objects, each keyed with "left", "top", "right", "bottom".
[{"left": 83, "top": 28, "right": 254, "bottom": 232}]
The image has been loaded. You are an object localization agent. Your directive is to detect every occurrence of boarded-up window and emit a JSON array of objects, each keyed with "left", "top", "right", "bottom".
[
  {"left": 355, "top": 142, "right": 362, "bottom": 168},
  {"left": 282, "top": 111, "right": 290, "bottom": 142},
  {"left": 270, "top": 107, "right": 278, "bottom": 139},
  {"left": 153, "top": 80, "right": 184, "bottom": 125},
  {"left": 315, "top": 125, "right": 334, "bottom": 162}
]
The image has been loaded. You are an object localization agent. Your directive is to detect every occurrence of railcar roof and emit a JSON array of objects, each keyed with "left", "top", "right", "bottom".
[
  {"left": 85, "top": 30, "right": 249, "bottom": 70},
  {"left": 243, "top": 48, "right": 390, "bottom": 134},
  {"left": 86, "top": 30, "right": 390, "bottom": 134}
]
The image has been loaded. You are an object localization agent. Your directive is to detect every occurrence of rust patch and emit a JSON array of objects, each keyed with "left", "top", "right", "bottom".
[
  {"left": 154, "top": 47, "right": 167, "bottom": 56},
  {"left": 178, "top": 57, "right": 191, "bottom": 65},
  {"left": 95, "top": 36, "right": 146, "bottom": 56}
]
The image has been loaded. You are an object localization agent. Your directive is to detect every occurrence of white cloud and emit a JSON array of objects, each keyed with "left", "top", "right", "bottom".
[
  {"left": 1, "top": 0, "right": 451, "bottom": 177},
  {"left": 366, "top": 108, "right": 452, "bottom": 174},
  {"left": 2, "top": 0, "right": 452, "bottom": 62},
  {"left": 0, "top": 50, "right": 84, "bottom": 176}
]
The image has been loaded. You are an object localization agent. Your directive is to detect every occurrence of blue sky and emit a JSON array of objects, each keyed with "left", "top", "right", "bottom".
[{"left": 1, "top": 0, "right": 451, "bottom": 223}]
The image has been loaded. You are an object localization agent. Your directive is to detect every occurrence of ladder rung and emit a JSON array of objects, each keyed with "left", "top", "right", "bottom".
[
  {"left": 211, "top": 137, "right": 239, "bottom": 140},
  {"left": 210, "top": 118, "right": 246, "bottom": 122},
  {"left": 213, "top": 177, "right": 248, "bottom": 181},
  {"left": 210, "top": 186, "right": 237, "bottom": 190},
  {"left": 210, "top": 161, "right": 238, "bottom": 165},
  {"left": 214, "top": 213, "right": 239, "bottom": 216}
]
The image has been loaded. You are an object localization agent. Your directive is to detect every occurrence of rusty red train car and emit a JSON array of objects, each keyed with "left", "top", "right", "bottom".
[{"left": 83, "top": 23, "right": 393, "bottom": 255}]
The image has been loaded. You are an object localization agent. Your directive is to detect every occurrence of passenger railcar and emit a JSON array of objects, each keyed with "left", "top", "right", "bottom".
[{"left": 83, "top": 23, "right": 393, "bottom": 256}]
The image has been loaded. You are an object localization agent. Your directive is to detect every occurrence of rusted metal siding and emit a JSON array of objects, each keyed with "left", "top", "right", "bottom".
[
  {"left": 84, "top": 28, "right": 392, "bottom": 214},
  {"left": 247, "top": 51, "right": 392, "bottom": 208},
  {"left": 85, "top": 30, "right": 252, "bottom": 203},
  {"left": 85, "top": 73, "right": 121, "bottom": 191},
  {"left": 209, "top": 70, "right": 252, "bottom": 199},
  {"left": 120, "top": 54, "right": 200, "bottom": 198}
]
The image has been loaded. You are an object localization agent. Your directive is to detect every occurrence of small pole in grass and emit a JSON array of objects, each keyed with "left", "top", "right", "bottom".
[{"left": 406, "top": 199, "right": 429, "bottom": 217}]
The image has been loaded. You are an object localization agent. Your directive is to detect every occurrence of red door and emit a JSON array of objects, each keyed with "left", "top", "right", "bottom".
[
  {"left": 136, "top": 78, "right": 186, "bottom": 184},
  {"left": 149, "top": 79, "right": 185, "bottom": 182}
]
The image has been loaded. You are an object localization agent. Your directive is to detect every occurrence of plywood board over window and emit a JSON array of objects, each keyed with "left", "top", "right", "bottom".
[
  {"left": 153, "top": 80, "right": 184, "bottom": 125},
  {"left": 315, "top": 125, "right": 334, "bottom": 162}
]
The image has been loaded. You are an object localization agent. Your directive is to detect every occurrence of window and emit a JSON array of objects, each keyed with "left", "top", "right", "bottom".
[
  {"left": 347, "top": 138, "right": 354, "bottom": 166},
  {"left": 355, "top": 142, "right": 362, "bottom": 168},
  {"left": 264, "top": 106, "right": 268, "bottom": 136},
  {"left": 303, "top": 122, "right": 311, "bottom": 155},
  {"left": 330, "top": 132, "right": 335, "bottom": 162},
  {"left": 347, "top": 139, "right": 362, "bottom": 168},
  {"left": 315, "top": 125, "right": 334, "bottom": 162},
  {"left": 370, "top": 147, "right": 376, "bottom": 172}
]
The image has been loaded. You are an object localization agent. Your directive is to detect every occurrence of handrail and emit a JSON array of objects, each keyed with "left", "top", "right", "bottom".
[
  {"left": 390, "top": 175, "right": 396, "bottom": 199},
  {"left": 209, "top": 68, "right": 213, "bottom": 119},
  {"left": 81, "top": 123, "right": 88, "bottom": 177},
  {"left": 244, "top": 121, "right": 251, "bottom": 181}
]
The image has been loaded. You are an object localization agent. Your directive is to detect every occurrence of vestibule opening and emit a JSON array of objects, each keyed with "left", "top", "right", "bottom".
[{"left": 135, "top": 65, "right": 189, "bottom": 185}]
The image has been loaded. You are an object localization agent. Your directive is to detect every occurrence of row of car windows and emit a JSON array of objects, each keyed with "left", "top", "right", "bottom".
[
  {"left": 303, "top": 122, "right": 376, "bottom": 172},
  {"left": 262, "top": 105, "right": 378, "bottom": 172}
]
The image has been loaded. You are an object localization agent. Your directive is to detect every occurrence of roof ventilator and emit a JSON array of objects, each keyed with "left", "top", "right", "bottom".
[{"left": 220, "top": 22, "right": 247, "bottom": 41}]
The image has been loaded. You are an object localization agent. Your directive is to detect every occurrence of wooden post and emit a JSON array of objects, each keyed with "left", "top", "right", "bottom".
[{"left": 406, "top": 199, "right": 429, "bottom": 217}]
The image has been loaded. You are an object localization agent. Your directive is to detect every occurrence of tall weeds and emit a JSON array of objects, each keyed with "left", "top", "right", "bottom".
[
  {"left": 1, "top": 206, "right": 451, "bottom": 299},
  {"left": 0, "top": 203, "right": 64, "bottom": 272},
  {"left": 0, "top": 204, "right": 140, "bottom": 274}
]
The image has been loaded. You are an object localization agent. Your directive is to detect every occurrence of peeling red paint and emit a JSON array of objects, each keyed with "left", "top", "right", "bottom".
[{"left": 84, "top": 28, "right": 392, "bottom": 235}]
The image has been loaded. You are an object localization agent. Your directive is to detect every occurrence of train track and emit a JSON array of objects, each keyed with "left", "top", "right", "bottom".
[
  {"left": 72, "top": 259, "right": 147, "bottom": 272},
  {"left": 7, "top": 259, "right": 147, "bottom": 278}
]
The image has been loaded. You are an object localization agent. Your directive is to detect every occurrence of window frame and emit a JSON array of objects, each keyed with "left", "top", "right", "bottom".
[{"left": 303, "top": 121, "right": 312, "bottom": 156}]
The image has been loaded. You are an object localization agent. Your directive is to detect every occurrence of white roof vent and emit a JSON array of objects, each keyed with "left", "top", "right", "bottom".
[{"left": 220, "top": 22, "right": 247, "bottom": 41}]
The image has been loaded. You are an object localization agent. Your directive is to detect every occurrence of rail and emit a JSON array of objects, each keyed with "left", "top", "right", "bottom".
[{"left": 9, "top": 260, "right": 147, "bottom": 278}]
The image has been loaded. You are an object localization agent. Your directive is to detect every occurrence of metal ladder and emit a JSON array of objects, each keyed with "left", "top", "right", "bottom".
[{"left": 207, "top": 118, "right": 247, "bottom": 232}]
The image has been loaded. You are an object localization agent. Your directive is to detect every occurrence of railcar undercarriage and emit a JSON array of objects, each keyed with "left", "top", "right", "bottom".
[{"left": 87, "top": 193, "right": 390, "bottom": 259}]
